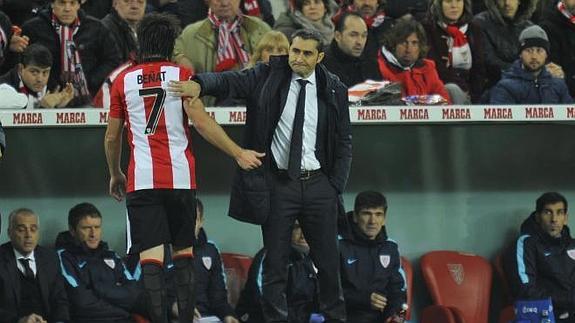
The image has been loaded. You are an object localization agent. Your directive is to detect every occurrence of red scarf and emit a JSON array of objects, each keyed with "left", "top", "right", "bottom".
[
  {"left": 208, "top": 11, "right": 250, "bottom": 72},
  {"left": 243, "top": 0, "right": 261, "bottom": 18},
  {"left": 558, "top": 1, "right": 575, "bottom": 24},
  {"left": 342, "top": 5, "right": 387, "bottom": 28},
  {"left": 51, "top": 13, "right": 91, "bottom": 100},
  {"left": 441, "top": 22, "right": 472, "bottom": 70}
]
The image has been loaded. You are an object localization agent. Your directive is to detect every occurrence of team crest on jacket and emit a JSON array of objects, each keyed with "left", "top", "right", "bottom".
[
  {"left": 104, "top": 258, "right": 116, "bottom": 269},
  {"left": 567, "top": 249, "right": 575, "bottom": 260},
  {"left": 380, "top": 255, "right": 390, "bottom": 268},
  {"left": 447, "top": 264, "right": 464, "bottom": 285},
  {"left": 202, "top": 257, "right": 212, "bottom": 270}
]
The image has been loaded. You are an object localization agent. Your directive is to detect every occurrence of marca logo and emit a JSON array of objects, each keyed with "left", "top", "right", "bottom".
[
  {"left": 447, "top": 263, "right": 464, "bottom": 285},
  {"left": 380, "top": 255, "right": 390, "bottom": 268},
  {"left": 202, "top": 257, "right": 212, "bottom": 270},
  {"left": 567, "top": 249, "right": 575, "bottom": 260}
]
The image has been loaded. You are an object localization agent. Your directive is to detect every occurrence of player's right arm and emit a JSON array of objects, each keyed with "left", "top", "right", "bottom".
[
  {"left": 104, "top": 76, "right": 127, "bottom": 201},
  {"left": 183, "top": 97, "right": 264, "bottom": 170}
]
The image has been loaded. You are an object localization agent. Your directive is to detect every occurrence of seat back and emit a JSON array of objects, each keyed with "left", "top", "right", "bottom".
[
  {"left": 493, "top": 251, "right": 513, "bottom": 305},
  {"left": 421, "top": 250, "right": 493, "bottom": 323},
  {"left": 220, "top": 252, "right": 253, "bottom": 307},
  {"left": 400, "top": 256, "right": 413, "bottom": 320}
]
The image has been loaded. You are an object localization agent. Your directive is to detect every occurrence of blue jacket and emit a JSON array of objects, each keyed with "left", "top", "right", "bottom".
[
  {"left": 55, "top": 231, "right": 143, "bottom": 323},
  {"left": 490, "top": 59, "right": 574, "bottom": 104}
]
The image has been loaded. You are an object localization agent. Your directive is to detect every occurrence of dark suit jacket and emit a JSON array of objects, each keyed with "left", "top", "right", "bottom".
[
  {"left": 196, "top": 55, "right": 352, "bottom": 224},
  {"left": 0, "top": 242, "right": 69, "bottom": 323}
]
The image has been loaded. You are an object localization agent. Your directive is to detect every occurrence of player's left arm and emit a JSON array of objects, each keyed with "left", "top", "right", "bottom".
[
  {"left": 184, "top": 97, "right": 264, "bottom": 170},
  {"left": 105, "top": 117, "right": 126, "bottom": 201}
]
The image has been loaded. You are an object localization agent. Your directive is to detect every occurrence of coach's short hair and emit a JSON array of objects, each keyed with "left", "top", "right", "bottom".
[
  {"left": 291, "top": 29, "right": 324, "bottom": 52},
  {"left": 68, "top": 202, "right": 102, "bottom": 230},
  {"left": 536, "top": 192, "right": 568, "bottom": 214},
  {"left": 354, "top": 191, "right": 388, "bottom": 213}
]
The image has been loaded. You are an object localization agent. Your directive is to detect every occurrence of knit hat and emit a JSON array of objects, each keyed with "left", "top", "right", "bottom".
[{"left": 518, "top": 25, "right": 550, "bottom": 54}]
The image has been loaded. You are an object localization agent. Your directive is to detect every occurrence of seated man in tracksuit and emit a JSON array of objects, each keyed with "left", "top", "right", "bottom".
[
  {"left": 235, "top": 221, "right": 319, "bottom": 323},
  {"left": 504, "top": 192, "right": 575, "bottom": 322},
  {"left": 56, "top": 202, "right": 146, "bottom": 323},
  {"left": 339, "top": 191, "right": 407, "bottom": 323}
]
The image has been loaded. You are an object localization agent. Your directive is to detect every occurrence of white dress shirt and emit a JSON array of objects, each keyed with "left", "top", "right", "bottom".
[
  {"left": 271, "top": 71, "right": 321, "bottom": 171},
  {"left": 13, "top": 248, "right": 37, "bottom": 277}
]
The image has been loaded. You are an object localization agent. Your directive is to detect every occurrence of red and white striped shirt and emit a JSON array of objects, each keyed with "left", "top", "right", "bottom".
[{"left": 109, "top": 61, "right": 196, "bottom": 193}]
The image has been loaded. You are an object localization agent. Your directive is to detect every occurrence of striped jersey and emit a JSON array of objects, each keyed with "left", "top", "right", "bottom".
[{"left": 108, "top": 61, "right": 196, "bottom": 193}]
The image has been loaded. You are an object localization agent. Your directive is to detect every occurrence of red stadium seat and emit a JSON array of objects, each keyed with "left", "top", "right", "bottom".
[
  {"left": 132, "top": 313, "right": 150, "bottom": 323},
  {"left": 400, "top": 256, "right": 413, "bottom": 320},
  {"left": 420, "top": 250, "right": 493, "bottom": 323},
  {"left": 499, "top": 304, "right": 515, "bottom": 323},
  {"left": 220, "top": 252, "right": 253, "bottom": 307}
]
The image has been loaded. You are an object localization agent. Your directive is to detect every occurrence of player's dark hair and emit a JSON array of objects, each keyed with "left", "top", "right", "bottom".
[
  {"left": 536, "top": 192, "right": 568, "bottom": 214},
  {"left": 68, "top": 202, "right": 102, "bottom": 230},
  {"left": 354, "top": 191, "right": 388, "bottom": 213},
  {"left": 137, "top": 13, "right": 181, "bottom": 63}
]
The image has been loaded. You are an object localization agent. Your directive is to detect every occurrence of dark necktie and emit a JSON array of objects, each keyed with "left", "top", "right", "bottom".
[
  {"left": 19, "top": 258, "right": 34, "bottom": 279},
  {"left": 288, "top": 79, "right": 309, "bottom": 179}
]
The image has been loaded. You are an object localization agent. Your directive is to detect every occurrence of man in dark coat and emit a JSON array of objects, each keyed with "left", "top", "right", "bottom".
[
  {"left": 473, "top": 0, "right": 537, "bottom": 89},
  {"left": 101, "top": 0, "right": 145, "bottom": 63},
  {"left": 170, "top": 29, "right": 351, "bottom": 323},
  {"left": 323, "top": 12, "right": 380, "bottom": 87},
  {"left": 504, "top": 192, "right": 575, "bottom": 322},
  {"left": 0, "top": 208, "right": 69, "bottom": 323},
  {"left": 339, "top": 191, "right": 407, "bottom": 323},
  {"left": 490, "top": 25, "right": 573, "bottom": 104},
  {"left": 540, "top": 0, "right": 575, "bottom": 97},
  {"left": 21, "top": 0, "right": 121, "bottom": 105},
  {"left": 56, "top": 202, "right": 145, "bottom": 323}
]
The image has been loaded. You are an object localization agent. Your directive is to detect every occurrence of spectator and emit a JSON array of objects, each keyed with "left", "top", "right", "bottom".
[
  {"left": 80, "top": 0, "right": 113, "bottom": 19},
  {"left": 172, "top": 0, "right": 270, "bottom": 105},
  {"left": 332, "top": 0, "right": 394, "bottom": 59},
  {"left": 423, "top": 0, "right": 486, "bottom": 104},
  {"left": 235, "top": 221, "right": 319, "bottom": 323},
  {"left": 22, "top": 0, "right": 122, "bottom": 106},
  {"left": 0, "top": 0, "right": 48, "bottom": 26},
  {"left": 489, "top": 25, "right": 573, "bottom": 104},
  {"left": 503, "top": 192, "right": 575, "bottom": 322},
  {"left": 55, "top": 202, "right": 146, "bottom": 323},
  {"left": 0, "top": 10, "right": 30, "bottom": 72},
  {"left": 274, "top": 0, "right": 336, "bottom": 46},
  {"left": 0, "top": 208, "right": 69, "bottom": 323},
  {"left": 183, "top": 199, "right": 238, "bottom": 323},
  {"left": 323, "top": 11, "right": 380, "bottom": 87},
  {"left": 177, "top": 0, "right": 275, "bottom": 28},
  {"left": 102, "top": 0, "right": 146, "bottom": 63},
  {"left": 248, "top": 30, "right": 289, "bottom": 66},
  {"left": 473, "top": 0, "right": 537, "bottom": 90},
  {"left": 0, "top": 83, "right": 28, "bottom": 109},
  {"left": 339, "top": 191, "right": 407, "bottom": 322},
  {"left": 377, "top": 17, "right": 451, "bottom": 102},
  {"left": 0, "top": 43, "right": 74, "bottom": 108},
  {"left": 540, "top": 0, "right": 575, "bottom": 97}
]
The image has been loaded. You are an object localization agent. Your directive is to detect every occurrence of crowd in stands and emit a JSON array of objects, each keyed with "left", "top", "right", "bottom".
[
  {"left": 0, "top": 0, "right": 574, "bottom": 109},
  {"left": 3, "top": 191, "right": 575, "bottom": 322}
]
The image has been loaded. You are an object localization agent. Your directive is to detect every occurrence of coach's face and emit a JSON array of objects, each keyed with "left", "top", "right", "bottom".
[
  {"left": 209, "top": 0, "right": 241, "bottom": 22},
  {"left": 288, "top": 36, "right": 324, "bottom": 78}
]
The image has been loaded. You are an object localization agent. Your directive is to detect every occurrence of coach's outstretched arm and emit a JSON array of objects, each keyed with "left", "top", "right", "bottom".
[{"left": 183, "top": 97, "right": 264, "bottom": 170}]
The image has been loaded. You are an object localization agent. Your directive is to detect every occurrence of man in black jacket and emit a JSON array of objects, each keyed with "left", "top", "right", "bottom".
[
  {"left": 21, "top": 0, "right": 121, "bottom": 105},
  {"left": 323, "top": 12, "right": 380, "bottom": 87},
  {"left": 235, "top": 221, "right": 319, "bottom": 323},
  {"left": 0, "top": 208, "right": 69, "bottom": 323},
  {"left": 101, "top": 0, "right": 145, "bottom": 63},
  {"left": 504, "top": 192, "right": 575, "bottom": 322},
  {"left": 170, "top": 29, "right": 351, "bottom": 323},
  {"left": 56, "top": 202, "right": 145, "bottom": 323},
  {"left": 339, "top": 191, "right": 407, "bottom": 323}
]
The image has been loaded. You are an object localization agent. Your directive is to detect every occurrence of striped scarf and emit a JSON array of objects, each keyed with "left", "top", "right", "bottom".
[
  {"left": 440, "top": 22, "right": 472, "bottom": 70},
  {"left": 207, "top": 11, "right": 250, "bottom": 72},
  {"left": 558, "top": 1, "right": 575, "bottom": 24},
  {"left": 51, "top": 14, "right": 91, "bottom": 101},
  {"left": 0, "top": 25, "right": 6, "bottom": 64}
]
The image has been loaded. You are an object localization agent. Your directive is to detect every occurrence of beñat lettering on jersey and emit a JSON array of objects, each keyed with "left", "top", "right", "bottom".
[
  {"left": 442, "top": 108, "right": 471, "bottom": 120},
  {"left": 484, "top": 108, "right": 512, "bottom": 119},
  {"left": 137, "top": 71, "right": 166, "bottom": 84},
  {"left": 400, "top": 108, "right": 429, "bottom": 120},
  {"left": 357, "top": 108, "right": 387, "bottom": 120},
  {"left": 13, "top": 112, "right": 43, "bottom": 124}
]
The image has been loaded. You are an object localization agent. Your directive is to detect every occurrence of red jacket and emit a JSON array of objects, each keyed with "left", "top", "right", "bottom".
[{"left": 377, "top": 51, "right": 451, "bottom": 103}]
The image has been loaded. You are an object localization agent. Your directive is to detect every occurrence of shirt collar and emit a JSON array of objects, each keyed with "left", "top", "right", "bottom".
[
  {"left": 13, "top": 247, "right": 36, "bottom": 262},
  {"left": 291, "top": 71, "right": 316, "bottom": 86}
]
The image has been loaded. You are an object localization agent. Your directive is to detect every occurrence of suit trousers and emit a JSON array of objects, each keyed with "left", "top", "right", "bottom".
[{"left": 261, "top": 170, "right": 346, "bottom": 323}]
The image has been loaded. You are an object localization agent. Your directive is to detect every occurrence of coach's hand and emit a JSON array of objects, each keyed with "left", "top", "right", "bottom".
[
  {"left": 109, "top": 172, "right": 127, "bottom": 201},
  {"left": 168, "top": 80, "right": 201, "bottom": 98},
  {"left": 236, "top": 149, "right": 265, "bottom": 170}
]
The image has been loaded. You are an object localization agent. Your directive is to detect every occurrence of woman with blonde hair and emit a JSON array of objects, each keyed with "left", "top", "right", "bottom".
[{"left": 249, "top": 30, "right": 290, "bottom": 66}]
